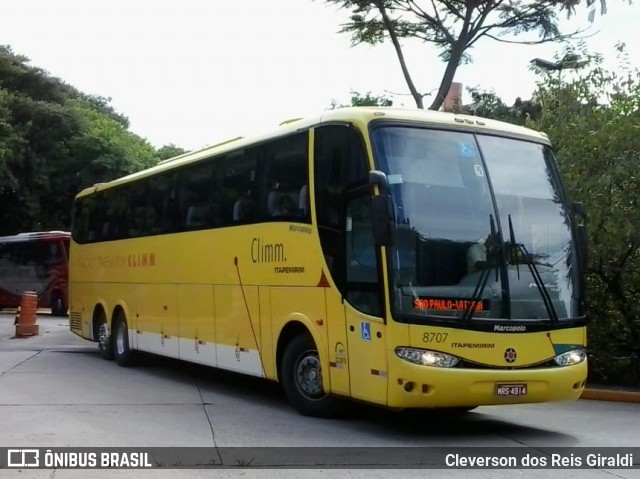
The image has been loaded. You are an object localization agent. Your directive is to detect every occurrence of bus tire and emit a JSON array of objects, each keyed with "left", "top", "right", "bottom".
[
  {"left": 280, "top": 334, "right": 342, "bottom": 418},
  {"left": 97, "top": 314, "right": 113, "bottom": 361},
  {"left": 113, "top": 313, "right": 135, "bottom": 367},
  {"left": 51, "top": 291, "right": 67, "bottom": 317}
]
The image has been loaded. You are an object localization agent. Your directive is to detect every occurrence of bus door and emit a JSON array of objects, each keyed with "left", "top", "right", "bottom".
[
  {"left": 313, "top": 123, "right": 387, "bottom": 405},
  {"left": 342, "top": 194, "right": 388, "bottom": 405}
]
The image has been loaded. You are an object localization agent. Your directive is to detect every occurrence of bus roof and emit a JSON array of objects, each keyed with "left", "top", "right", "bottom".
[
  {"left": 75, "top": 107, "right": 550, "bottom": 198},
  {"left": 0, "top": 231, "right": 71, "bottom": 243}
]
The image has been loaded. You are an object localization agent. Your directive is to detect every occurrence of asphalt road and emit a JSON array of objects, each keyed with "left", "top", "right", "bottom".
[{"left": 1, "top": 311, "right": 639, "bottom": 478}]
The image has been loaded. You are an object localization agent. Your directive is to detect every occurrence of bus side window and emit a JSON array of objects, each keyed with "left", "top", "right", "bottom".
[
  {"left": 148, "top": 173, "right": 179, "bottom": 234},
  {"left": 129, "top": 206, "right": 147, "bottom": 238},
  {"left": 88, "top": 200, "right": 107, "bottom": 243},
  {"left": 232, "top": 191, "right": 255, "bottom": 222},
  {"left": 176, "top": 162, "right": 217, "bottom": 231},
  {"left": 126, "top": 182, "right": 149, "bottom": 238},
  {"left": 222, "top": 151, "right": 257, "bottom": 225},
  {"left": 261, "top": 132, "right": 309, "bottom": 222}
]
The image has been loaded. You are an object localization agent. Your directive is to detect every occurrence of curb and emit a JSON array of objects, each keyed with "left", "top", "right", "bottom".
[{"left": 581, "top": 388, "right": 640, "bottom": 403}]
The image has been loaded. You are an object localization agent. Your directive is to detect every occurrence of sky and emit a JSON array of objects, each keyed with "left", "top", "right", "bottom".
[{"left": 0, "top": 0, "right": 639, "bottom": 151}]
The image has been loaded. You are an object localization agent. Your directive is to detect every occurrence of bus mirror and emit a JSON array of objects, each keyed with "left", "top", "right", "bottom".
[
  {"left": 369, "top": 170, "right": 389, "bottom": 196},
  {"left": 371, "top": 195, "right": 395, "bottom": 247},
  {"left": 369, "top": 170, "right": 395, "bottom": 246}
]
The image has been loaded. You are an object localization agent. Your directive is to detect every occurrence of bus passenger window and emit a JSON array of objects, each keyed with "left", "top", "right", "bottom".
[
  {"left": 222, "top": 150, "right": 257, "bottom": 225},
  {"left": 129, "top": 206, "right": 146, "bottom": 237},
  {"left": 271, "top": 194, "right": 297, "bottom": 217},
  {"left": 261, "top": 133, "right": 309, "bottom": 222},
  {"left": 176, "top": 163, "right": 216, "bottom": 231},
  {"left": 233, "top": 190, "right": 255, "bottom": 222},
  {"left": 147, "top": 173, "right": 179, "bottom": 234},
  {"left": 185, "top": 205, "right": 209, "bottom": 228}
]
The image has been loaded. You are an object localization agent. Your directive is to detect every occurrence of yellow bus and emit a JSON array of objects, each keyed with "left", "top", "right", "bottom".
[{"left": 69, "top": 107, "right": 588, "bottom": 417}]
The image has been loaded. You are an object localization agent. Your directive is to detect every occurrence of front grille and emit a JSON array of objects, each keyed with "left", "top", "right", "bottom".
[{"left": 456, "top": 358, "right": 557, "bottom": 370}]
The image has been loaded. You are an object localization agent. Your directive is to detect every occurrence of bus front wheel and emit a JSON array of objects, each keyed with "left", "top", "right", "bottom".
[
  {"left": 113, "top": 314, "right": 135, "bottom": 367},
  {"left": 281, "top": 334, "right": 342, "bottom": 418}
]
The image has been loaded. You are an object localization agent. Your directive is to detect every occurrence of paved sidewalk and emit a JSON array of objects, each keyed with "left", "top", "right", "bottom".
[{"left": 1, "top": 310, "right": 89, "bottom": 351}]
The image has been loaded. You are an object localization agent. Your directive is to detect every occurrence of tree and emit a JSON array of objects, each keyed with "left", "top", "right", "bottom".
[
  {"left": 462, "top": 87, "right": 540, "bottom": 123},
  {"left": 325, "top": 0, "right": 627, "bottom": 110},
  {"left": 65, "top": 100, "right": 158, "bottom": 195},
  {"left": 0, "top": 45, "right": 162, "bottom": 235},
  {"left": 157, "top": 144, "right": 189, "bottom": 161}
]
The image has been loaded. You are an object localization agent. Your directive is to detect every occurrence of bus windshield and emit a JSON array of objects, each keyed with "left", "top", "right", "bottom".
[{"left": 371, "top": 125, "right": 581, "bottom": 323}]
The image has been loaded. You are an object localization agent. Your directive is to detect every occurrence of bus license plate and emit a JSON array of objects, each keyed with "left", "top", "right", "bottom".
[{"left": 496, "top": 383, "right": 527, "bottom": 397}]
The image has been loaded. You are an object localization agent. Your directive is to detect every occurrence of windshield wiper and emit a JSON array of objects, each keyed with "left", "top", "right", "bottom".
[
  {"left": 460, "top": 215, "right": 500, "bottom": 323},
  {"left": 507, "top": 214, "right": 559, "bottom": 324}
]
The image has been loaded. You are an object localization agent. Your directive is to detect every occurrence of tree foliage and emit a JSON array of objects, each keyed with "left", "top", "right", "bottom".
[
  {"left": 0, "top": 45, "right": 172, "bottom": 235},
  {"left": 157, "top": 143, "right": 189, "bottom": 161},
  {"left": 330, "top": 90, "right": 394, "bottom": 108},
  {"left": 461, "top": 87, "right": 541, "bottom": 123},
  {"left": 325, "top": 0, "right": 628, "bottom": 110},
  {"left": 527, "top": 44, "right": 640, "bottom": 386}
]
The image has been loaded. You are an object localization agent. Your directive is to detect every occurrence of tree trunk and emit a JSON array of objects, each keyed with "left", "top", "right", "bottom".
[
  {"left": 376, "top": 1, "right": 423, "bottom": 109},
  {"left": 428, "top": 3, "right": 475, "bottom": 111},
  {"left": 429, "top": 39, "right": 466, "bottom": 111}
]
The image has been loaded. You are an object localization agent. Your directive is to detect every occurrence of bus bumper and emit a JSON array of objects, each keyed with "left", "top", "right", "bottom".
[{"left": 386, "top": 359, "right": 588, "bottom": 408}]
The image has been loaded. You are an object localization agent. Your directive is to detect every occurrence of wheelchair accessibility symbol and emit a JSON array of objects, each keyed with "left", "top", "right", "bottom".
[{"left": 360, "top": 322, "right": 371, "bottom": 342}]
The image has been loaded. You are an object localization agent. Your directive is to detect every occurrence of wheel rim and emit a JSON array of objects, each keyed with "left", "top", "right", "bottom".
[
  {"left": 98, "top": 323, "right": 109, "bottom": 352},
  {"left": 116, "top": 322, "right": 127, "bottom": 356},
  {"left": 294, "top": 350, "right": 325, "bottom": 400}
]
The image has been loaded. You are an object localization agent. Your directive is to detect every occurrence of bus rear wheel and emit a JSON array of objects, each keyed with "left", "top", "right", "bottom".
[
  {"left": 280, "top": 334, "right": 342, "bottom": 418},
  {"left": 97, "top": 315, "right": 113, "bottom": 361},
  {"left": 113, "top": 314, "right": 135, "bottom": 367}
]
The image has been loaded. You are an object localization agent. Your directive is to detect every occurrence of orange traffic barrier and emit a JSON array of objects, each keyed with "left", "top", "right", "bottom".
[{"left": 15, "top": 291, "right": 40, "bottom": 337}]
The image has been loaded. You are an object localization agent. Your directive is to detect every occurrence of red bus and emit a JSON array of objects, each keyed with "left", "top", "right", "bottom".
[{"left": 0, "top": 231, "right": 70, "bottom": 316}]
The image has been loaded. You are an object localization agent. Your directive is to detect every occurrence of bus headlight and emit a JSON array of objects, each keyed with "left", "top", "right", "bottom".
[
  {"left": 554, "top": 348, "right": 587, "bottom": 366},
  {"left": 395, "top": 347, "right": 460, "bottom": 368}
]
